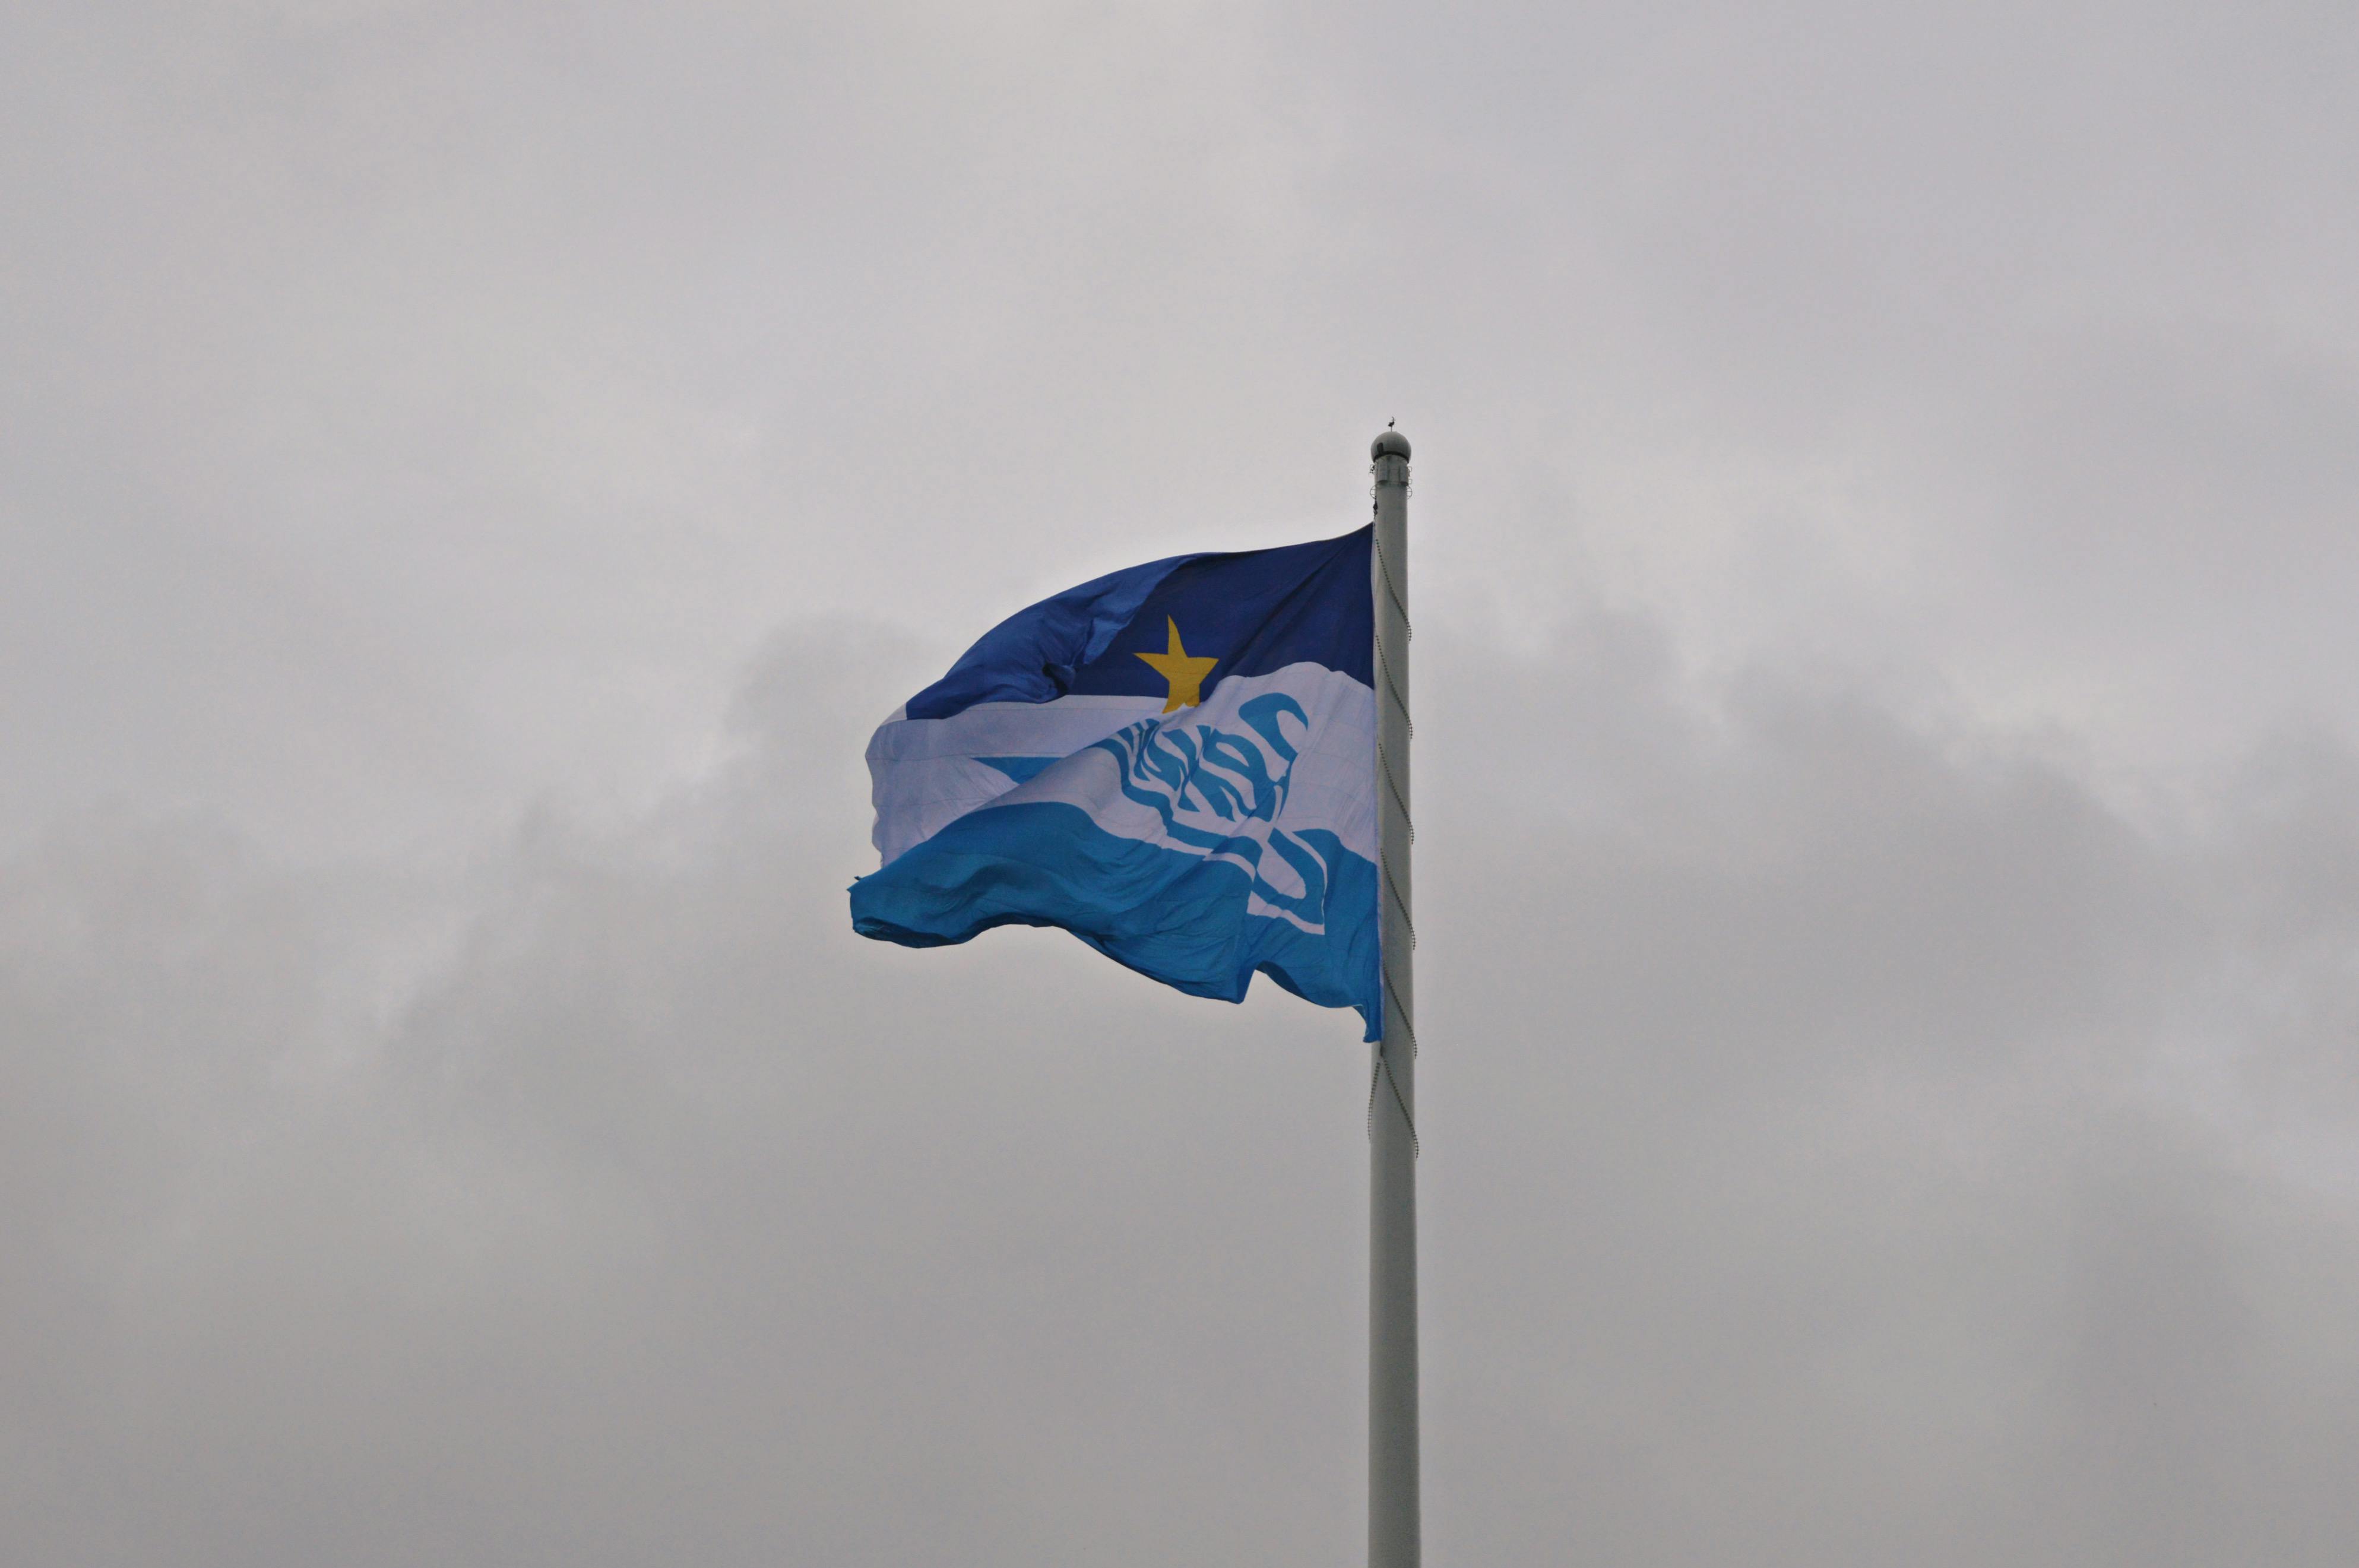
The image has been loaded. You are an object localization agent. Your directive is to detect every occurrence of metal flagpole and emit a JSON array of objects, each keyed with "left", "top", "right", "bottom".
[{"left": 1368, "top": 426, "right": 1418, "bottom": 1568}]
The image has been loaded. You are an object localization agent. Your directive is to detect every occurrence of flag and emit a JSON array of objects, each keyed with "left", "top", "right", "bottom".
[{"left": 851, "top": 526, "right": 1382, "bottom": 1039}]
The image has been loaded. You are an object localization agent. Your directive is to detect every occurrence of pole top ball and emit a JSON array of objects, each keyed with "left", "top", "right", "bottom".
[{"left": 1371, "top": 428, "right": 1411, "bottom": 461}]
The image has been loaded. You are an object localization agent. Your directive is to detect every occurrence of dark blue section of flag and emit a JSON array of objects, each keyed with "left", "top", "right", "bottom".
[{"left": 904, "top": 527, "right": 1372, "bottom": 721}]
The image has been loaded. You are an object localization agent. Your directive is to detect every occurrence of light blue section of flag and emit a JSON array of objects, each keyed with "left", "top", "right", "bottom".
[{"left": 852, "top": 801, "right": 1379, "bottom": 1028}]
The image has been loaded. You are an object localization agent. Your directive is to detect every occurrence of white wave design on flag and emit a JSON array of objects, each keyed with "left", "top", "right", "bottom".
[{"left": 984, "top": 666, "right": 1377, "bottom": 933}]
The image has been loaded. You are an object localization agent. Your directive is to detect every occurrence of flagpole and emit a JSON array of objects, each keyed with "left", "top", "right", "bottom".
[{"left": 1368, "top": 427, "right": 1418, "bottom": 1568}]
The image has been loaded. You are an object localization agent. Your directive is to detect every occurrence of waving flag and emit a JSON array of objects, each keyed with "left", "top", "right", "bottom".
[{"left": 851, "top": 527, "right": 1381, "bottom": 1038}]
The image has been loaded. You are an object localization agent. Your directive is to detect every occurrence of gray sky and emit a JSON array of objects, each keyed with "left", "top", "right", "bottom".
[{"left": 5, "top": 2, "right": 2358, "bottom": 1563}]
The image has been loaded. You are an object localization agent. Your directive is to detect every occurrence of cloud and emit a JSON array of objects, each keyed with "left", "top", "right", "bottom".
[
  {"left": 6, "top": 0, "right": 2356, "bottom": 1560},
  {"left": 5, "top": 609, "right": 2358, "bottom": 1564}
]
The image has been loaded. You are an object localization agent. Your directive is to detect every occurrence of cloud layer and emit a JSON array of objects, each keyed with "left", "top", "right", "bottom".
[
  {"left": 8, "top": 612, "right": 2359, "bottom": 1564},
  {"left": 6, "top": 1, "right": 2357, "bottom": 1562}
]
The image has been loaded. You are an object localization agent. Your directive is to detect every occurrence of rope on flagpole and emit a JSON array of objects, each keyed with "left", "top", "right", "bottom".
[
  {"left": 1376, "top": 636, "right": 1414, "bottom": 740},
  {"left": 1382, "top": 965, "right": 1418, "bottom": 1063},
  {"left": 1379, "top": 747, "right": 1414, "bottom": 844},
  {"left": 1367, "top": 445, "right": 1418, "bottom": 1154},
  {"left": 1380, "top": 851, "right": 1417, "bottom": 951},
  {"left": 1373, "top": 503, "right": 1415, "bottom": 735},
  {"left": 1367, "top": 1046, "right": 1419, "bottom": 1157},
  {"left": 1373, "top": 528, "right": 1412, "bottom": 637},
  {"left": 1366, "top": 425, "right": 1420, "bottom": 1568}
]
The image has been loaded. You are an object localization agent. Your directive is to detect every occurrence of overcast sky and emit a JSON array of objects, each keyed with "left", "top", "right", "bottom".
[{"left": 6, "top": 2, "right": 2358, "bottom": 1563}]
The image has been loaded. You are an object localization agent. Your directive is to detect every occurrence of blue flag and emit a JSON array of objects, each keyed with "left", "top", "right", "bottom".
[{"left": 851, "top": 527, "right": 1381, "bottom": 1039}]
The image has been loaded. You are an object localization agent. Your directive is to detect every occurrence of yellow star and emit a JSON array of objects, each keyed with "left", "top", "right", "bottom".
[{"left": 1135, "top": 616, "right": 1219, "bottom": 712}]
